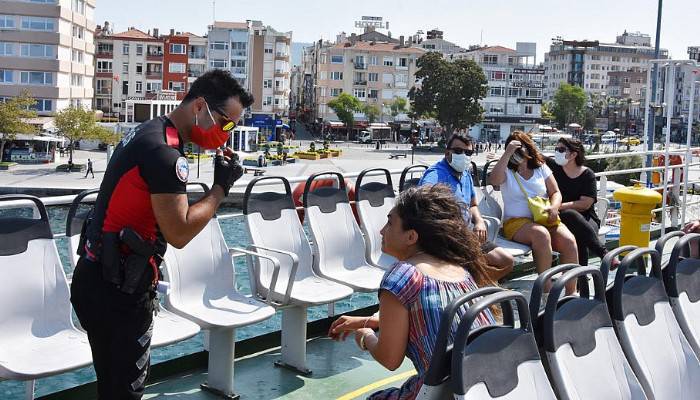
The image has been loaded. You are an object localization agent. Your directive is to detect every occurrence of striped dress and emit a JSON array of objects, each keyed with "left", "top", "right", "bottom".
[{"left": 368, "top": 261, "right": 495, "bottom": 400}]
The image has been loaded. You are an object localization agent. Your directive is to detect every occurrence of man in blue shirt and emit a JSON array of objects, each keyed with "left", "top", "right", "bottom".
[{"left": 419, "top": 133, "right": 513, "bottom": 280}]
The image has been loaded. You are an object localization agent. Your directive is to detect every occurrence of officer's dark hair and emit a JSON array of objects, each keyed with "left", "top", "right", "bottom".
[
  {"left": 183, "top": 69, "right": 254, "bottom": 110},
  {"left": 446, "top": 133, "right": 473, "bottom": 149}
]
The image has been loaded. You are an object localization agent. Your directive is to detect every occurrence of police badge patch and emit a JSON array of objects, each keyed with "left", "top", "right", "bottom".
[{"left": 175, "top": 157, "right": 189, "bottom": 183}]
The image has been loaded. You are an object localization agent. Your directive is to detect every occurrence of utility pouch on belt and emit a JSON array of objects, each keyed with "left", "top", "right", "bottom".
[
  {"left": 76, "top": 209, "right": 94, "bottom": 258},
  {"left": 101, "top": 232, "right": 123, "bottom": 286},
  {"left": 119, "top": 228, "right": 156, "bottom": 295}
]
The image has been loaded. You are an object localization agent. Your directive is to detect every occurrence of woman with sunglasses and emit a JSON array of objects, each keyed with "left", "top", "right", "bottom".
[
  {"left": 489, "top": 132, "right": 578, "bottom": 292},
  {"left": 546, "top": 137, "right": 610, "bottom": 267}
]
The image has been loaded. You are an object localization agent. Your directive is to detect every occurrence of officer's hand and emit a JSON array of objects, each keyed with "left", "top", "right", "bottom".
[{"left": 213, "top": 148, "right": 243, "bottom": 196}]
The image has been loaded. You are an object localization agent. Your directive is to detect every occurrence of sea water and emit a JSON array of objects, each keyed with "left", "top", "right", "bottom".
[{"left": 0, "top": 206, "right": 378, "bottom": 399}]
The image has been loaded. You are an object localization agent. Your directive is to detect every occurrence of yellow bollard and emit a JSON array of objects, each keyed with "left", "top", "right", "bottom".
[{"left": 613, "top": 184, "right": 662, "bottom": 248}]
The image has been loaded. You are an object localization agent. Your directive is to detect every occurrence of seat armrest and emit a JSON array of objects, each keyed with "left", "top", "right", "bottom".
[
  {"left": 230, "top": 247, "right": 283, "bottom": 306},
  {"left": 246, "top": 244, "right": 301, "bottom": 305},
  {"left": 482, "top": 215, "right": 501, "bottom": 243}
]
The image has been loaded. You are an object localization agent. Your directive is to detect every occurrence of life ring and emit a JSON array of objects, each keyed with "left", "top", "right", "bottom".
[{"left": 292, "top": 179, "right": 357, "bottom": 223}]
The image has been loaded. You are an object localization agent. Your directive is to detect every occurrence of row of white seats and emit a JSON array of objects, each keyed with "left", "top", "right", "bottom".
[
  {"left": 0, "top": 171, "right": 399, "bottom": 399},
  {"left": 414, "top": 233, "right": 700, "bottom": 400}
]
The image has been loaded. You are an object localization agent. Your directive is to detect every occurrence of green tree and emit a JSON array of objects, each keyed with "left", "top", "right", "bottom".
[
  {"left": 541, "top": 101, "right": 554, "bottom": 121},
  {"left": 94, "top": 125, "right": 121, "bottom": 146},
  {"left": 409, "top": 52, "right": 487, "bottom": 137},
  {"left": 327, "top": 92, "right": 362, "bottom": 140},
  {"left": 362, "top": 103, "right": 381, "bottom": 124},
  {"left": 551, "top": 83, "right": 587, "bottom": 128},
  {"left": 0, "top": 91, "right": 37, "bottom": 162},
  {"left": 387, "top": 97, "right": 408, "bottom": 118},
  {"left": 54, "top": 106, "right": 104, "bottom": 165}
]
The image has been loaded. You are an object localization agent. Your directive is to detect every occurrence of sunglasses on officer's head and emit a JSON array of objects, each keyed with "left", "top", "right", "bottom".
[
  {"left": 448, "top": 147, "right": 475, "bottom": 156},
  {"left": 211, "top": 106, "right": 237, "bottom": 132}
]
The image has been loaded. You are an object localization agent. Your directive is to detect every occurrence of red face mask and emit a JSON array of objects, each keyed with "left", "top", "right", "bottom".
[{"left": 190, "top": 102, "right": 229, "bottom": 149}]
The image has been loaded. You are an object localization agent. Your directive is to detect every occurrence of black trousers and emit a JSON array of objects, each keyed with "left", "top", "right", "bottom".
[
  {"left": 559, "top": 209, "right": 607, "bottom": 266},
  {"left": 70, "top": 257, "right": 155, "bottom": 400}
]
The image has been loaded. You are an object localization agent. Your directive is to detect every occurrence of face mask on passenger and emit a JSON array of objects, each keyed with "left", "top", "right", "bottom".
[
  {"left": 554, "top": 151, "right": 569, "bottom": 166},
  {"left": 449, "top": 153, "right": 470, "bottom": 173}
]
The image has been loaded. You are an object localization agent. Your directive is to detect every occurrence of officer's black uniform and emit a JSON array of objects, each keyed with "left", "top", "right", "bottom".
[{"left": 70, "top": 116, "right": 188, "bottom": 399}]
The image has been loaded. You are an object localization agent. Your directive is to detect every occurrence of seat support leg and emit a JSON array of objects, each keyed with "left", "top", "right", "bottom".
[
  {"left": 275, "top": 306, "right": 311, "bottom": 375},
  {"left": 201, "top": 327, "right": 240, "bottom": 399},
  {"left": 25, "top": 380, "right": 35, "bottom": 400}
]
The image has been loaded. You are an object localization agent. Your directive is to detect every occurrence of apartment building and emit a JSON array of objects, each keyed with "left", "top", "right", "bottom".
[
  {"left": 93, "top": 26, "right": 164, "bottom": 118},
  {"left": 304, "top": 35, "right": 424, "bottom": 131},
  {"left": 186, "top": 33, "right": 207, "bottom": 87},
  {"left": 0, "top": 0, "right": 96, "bottom": 114},
  {"left": 206, "top": 20, "right": 293, "bottom": 128},
  {"left": 543, "top": 32, "right": 669, "bottom": 100},
  {"left": 207, "top": 21, "right": 250, "bottom": 89},
  {"left": 451, "top": 45, "right": 546, "bottom": 141},
  {"left": 248, "top": 20, "right": 291, "bottom": 118}
]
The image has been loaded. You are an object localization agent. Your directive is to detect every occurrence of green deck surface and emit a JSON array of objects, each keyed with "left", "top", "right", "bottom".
[{"left": 143, "top": 337, "right": 416, "bottom": 400}]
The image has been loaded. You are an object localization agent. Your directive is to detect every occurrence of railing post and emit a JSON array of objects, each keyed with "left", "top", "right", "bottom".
[
  {"left": 25, "top": 380, "right": 35, "bottom": 400},
  {"left": 672, "top": 167, "right": 681, "bottom": 228}
]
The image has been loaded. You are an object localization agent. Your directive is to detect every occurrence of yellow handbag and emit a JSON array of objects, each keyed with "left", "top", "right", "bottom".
[{"left": 512, "top": 170, "right": 560, "bottom": 227}]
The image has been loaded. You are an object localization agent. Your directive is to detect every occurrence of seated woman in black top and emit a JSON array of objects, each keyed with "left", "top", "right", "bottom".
[{"left": 546, "top": 137, "right": 608, "bottom": 266}]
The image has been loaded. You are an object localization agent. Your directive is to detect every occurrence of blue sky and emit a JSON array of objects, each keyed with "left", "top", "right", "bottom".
[{"left": 96, "top": 0, "right": 698, "bottom": 62}]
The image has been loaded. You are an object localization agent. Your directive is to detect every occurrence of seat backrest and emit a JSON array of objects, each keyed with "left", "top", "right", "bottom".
[
  {"left": 355, "top": 168, "right": 397, "bottom": 269},
  {"left": 451, "top": 290, "right": 556, "bottom": 399},
  {"left": 474, "top": 185, "right": 503, "bottom": 221},
  {"left": 244, "top": 177, "right": 315, "bottom": 296},
  {"left": 665, "top": 233, "right": 700, "bottom": 357},
  {"left": 0, "top": 195, "right": 75, "bottom": 340},
  {"left": 541, "top": 265, "right": 647, "bottom": 400},
  {"left": 612, "top": 248, "right": 700, "bottom": 400},
  {"left": 418, "top": 287, "right": 514, "bottom": 399},
  {"left": 163, "top": 218, "right": 234, "bottom": 308},
  {"left": 303, "top": 172, "right": 370, "bottom": 274},
  {"left": 597, "top": 197, "right": 610, "bottom": 225},
  {"left": 66, "top": 189, "right": 99, "bottom": 268},
  {"left": 399, "top": 164, "right": 428, "bottom": 192}
]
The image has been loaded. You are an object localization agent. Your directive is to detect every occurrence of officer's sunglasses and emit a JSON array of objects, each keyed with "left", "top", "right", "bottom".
[
  {"left": 448, "top": 147, "right": 475, "bottom": 156},
  {"left": 211, "top": 106, "right": 237, "bottom": 132}
]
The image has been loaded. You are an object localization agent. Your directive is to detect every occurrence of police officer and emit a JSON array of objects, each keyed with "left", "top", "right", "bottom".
[{"left": 70, "top": 70, "right": 253, "bottom": 399}]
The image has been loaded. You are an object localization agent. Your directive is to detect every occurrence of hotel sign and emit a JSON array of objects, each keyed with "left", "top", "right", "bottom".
[
  {"left": 482, "top": 116, "right": 550, "bottom": 124},
  {"left": 355, "top": 16, "right": 389, "bottom": 30},
  {"left": 513, "top": 68, "right": 545, "bottom": 75}
]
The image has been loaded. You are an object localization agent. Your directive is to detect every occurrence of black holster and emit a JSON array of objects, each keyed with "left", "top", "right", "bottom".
[{"left": 100, "top": 228, "right": 156, "bottom": 295}]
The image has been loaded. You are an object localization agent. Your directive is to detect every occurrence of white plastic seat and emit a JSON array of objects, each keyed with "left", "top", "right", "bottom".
[
  {"left": 597, "top": 197, "right": 613, "bottom": 242},
  {"left": 663, "top": 233, "right": 700, "bottom": 358},
  {"left": 0, "top": 195, "right": 93, "bottom": 398},
  {"left": 355, "top": 168, "right": 398, "bottom": 269},
  {"left": 610, "top": 248, "right": 700, "bottom": 400},
  {"left": 66, "top": 189, "right": 201, "bottom": 349},
  {"left": 162, "top": 218, "right": 275, "bottom": 397},
  {"left": 535, "top": 264, "right": 647, "bottom": 400},
  {"left": 303, "top": 172, "right": 386, "bottom": 291},
  {"left": 243, "top": 176, "right": 353, "bottom": 373},
  {"left": 451, "top": 290, "right": 557, "bottom": 399},
  {"left": 475, "top": 186, "right": 532, "bottom": 257}
]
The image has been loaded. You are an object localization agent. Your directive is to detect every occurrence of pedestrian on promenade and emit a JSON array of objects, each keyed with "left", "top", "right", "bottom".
[{"left": 85, "top": 158, "right": 95, "bottom": 178}]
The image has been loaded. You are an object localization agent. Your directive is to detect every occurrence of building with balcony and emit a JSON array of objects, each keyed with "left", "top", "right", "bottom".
[
  {"left": 303, "top": 34, "right": 424, "bottom": 134},
  {"left": 248, "top": 20, "right": 292, "bottom": 117},
  {"left": 207, "top": 21, "right": 250, "bottom": 89},
  {"left": 0, "top": 0, "right": 96, "bottom": 115},
  {"left": 450, "top": 45, "right": 546, "bottom": 141},
  {"left": 186, "top": 33, "right": 207, "bottom": 87},
  {"left": 409, "top": 28, "right": 468, "bottom": 58},
  {"left": 93, "top": 25, "right": 165, "bottom": 118},
  {"left": 543, "top": 31, "right": 669, "bottom": 100}
]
